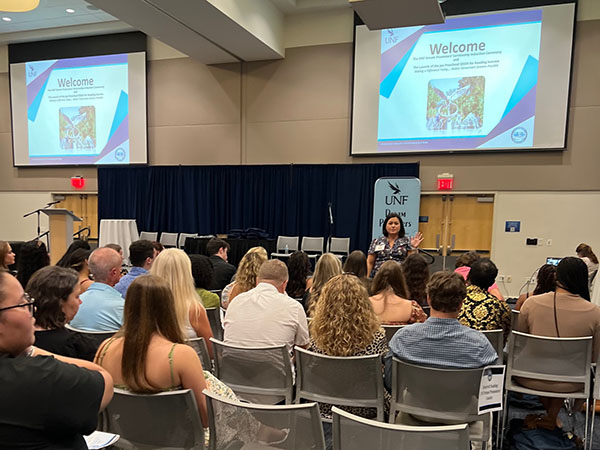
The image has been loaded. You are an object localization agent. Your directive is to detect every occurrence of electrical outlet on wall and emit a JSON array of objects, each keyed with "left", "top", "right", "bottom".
[
  {"left": 507, "top": 275, "right": 512, "bottom": 283},
  {"left": 547, "top": 239, "right": 552, "bottom": 246},
  {"left": 538, "top": 238, "right": 544, "bottom": 246},
  {"left": 497, "top": 275, "right": 505, "bottom": 282}
]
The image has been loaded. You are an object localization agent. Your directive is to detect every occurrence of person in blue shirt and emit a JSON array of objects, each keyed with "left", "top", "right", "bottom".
[
  {"left": 70, "top": 247, "right": 124, "bottom": 331},
  {"left": 114, "top": 240, "right": 157, "bottom": 297}
]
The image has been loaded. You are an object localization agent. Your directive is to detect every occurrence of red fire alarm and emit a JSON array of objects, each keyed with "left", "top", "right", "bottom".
[
  {"left": 71, "top": 176, "right": 85, "bottom": 189},
  {"left": 437, "top": 173, "right": 454, "bottom": 190}
]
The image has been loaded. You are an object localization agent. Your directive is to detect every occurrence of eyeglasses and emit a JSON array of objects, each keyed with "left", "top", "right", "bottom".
[{"left": 0, "top": 293, "right": 36, "bottom": 315}]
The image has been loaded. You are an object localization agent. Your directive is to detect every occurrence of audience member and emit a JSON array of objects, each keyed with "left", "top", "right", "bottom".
[
  {"left": 63, "top": 248, "right": 93, "bottom": 294},
  {"left": 369, "top": 261, "right": 427, "bottom": 325},
  {"left": 516, "top": 264, "right": 557, "bottom": 310},
  {"left": 385, "top": 271, "right": 497, "bottom": 390},
  {"left": 114, "top": 240, "right": 157, "bottom": 297},
  {"left": 458, "top": 258, "right": 511, "bottom": 341},
  {"left": 103, "top": 243, "right": 123, "bottom": 257},
  {"left": 70, "top": 247, "right": 123, "bottom": 331},
  {"left": 454, "top": 251, "right": 504, "bottom": 300},
  {"left": 309, "top": 273, "right": 390, "bottom": 419},
  {"left": 401, "top": 253, "right": 430, "bottom": 306},
  {"left": 307, "top": 253, "right": 342, "bottom": 317},
  {"left": 0, "top": 270, "right": 113, "bottom": 449},
  {"left": 222, "top": 247, "right": 268, "bottom": 309},
  {"left": 56, "top": 239, "right": 90, "bottom": 268},
  {"left": 224, "top": 259, "right": 309, "bottom": 352},
  {"left": 286, "top": 251, "right": 312, "bottom": 300},
  {"left": 576, "top": 243, "right": 598, "bottom": 288},
  {"left": 190, "top": 254, "right": 220, "bottom": 308},
  {"left": 28, "top": 266, "right": 97, "bottom": 361},
  {"left": 151, "top": 241, "right": 164, "bottom": 254},
  {"left": 343, "top": 250, "right": 371, "bottom": 293},
  {"left": 0, "top": 240, "right": 15, "bottom": 271},
  {"left": 16, "top": 240, "right": 50, "bottom": 289},
  {"left": 151, "top": 249, "right": 214, "bottom": 357},
  {"left": 517, "top": 257, "right": 600, "bottom": 429},
  {"left": 207, "top": 238, "right": 236, "bottom": 290}
]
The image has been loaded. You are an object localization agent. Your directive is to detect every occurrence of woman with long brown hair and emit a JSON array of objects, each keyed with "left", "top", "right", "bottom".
[{"left": 307, "top": 253, "right": 342, "bottom": 316}]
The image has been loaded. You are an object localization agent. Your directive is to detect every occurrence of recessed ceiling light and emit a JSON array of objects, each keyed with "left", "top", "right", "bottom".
[
  {"left": 2, "top": 17, "right": 12, "bottom": 22},
  {"left": 65, "top": 8, "right": 75, "bottom": 13}
]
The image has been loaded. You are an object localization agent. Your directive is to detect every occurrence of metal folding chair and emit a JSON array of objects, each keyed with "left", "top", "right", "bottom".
[
  {"left": 186, "top": 336, "right": 212, "bottom": 373},
  {"left": 159, "top": 232, "right": 179, "bottom": 248},
  {"left": 139, "top": 231, "right": 158, "bottom": 242},
  {"left": 271, "top": 236, "right": 300, "bottom": 259},
  {"left": 481, "top": 329, "right": 503, "bottom": 364}
]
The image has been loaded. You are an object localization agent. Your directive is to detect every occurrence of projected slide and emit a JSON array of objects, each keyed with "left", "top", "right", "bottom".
[
  {"left": 378, "top": 10, "right": 542, "bottom": 152},
  {"left": 25, "top": 54, "right": 130, "bottom": 164}
]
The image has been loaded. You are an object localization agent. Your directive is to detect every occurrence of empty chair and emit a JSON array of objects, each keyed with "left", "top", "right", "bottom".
[
  {"left": 103, "top": 388, "right": 204, "bottom": 450},
  {"left": 139, "top": 231, "right": 158, "bottom": 242},
  {"left": 382, "top": 324, "right": 405, "bottom": 344},
  {"left": 186, "top": 336, "right": 212, "bottom": 373},
  {"left": 389, "top": 358, "right": 491, "bottom": 448},
  {"left": 327, "top": 237, "right": 350, "bottom": 258},
  {"left": 301, "top": 237, "right": 325, "bottom": 260},
  {"left": 179, "top": 233, "right": 198, "bottom": 249},
  {"left": 295, "top": 347, "right": 385, "bottom": 421},
  {"left": 65, "top": 324, "right": 116, "bottom": 350},
  {"left": 481, "top": 329, "right": 503, "bottom": 364},
  {"left": 211, "top": 338, "right": 293, "bottom": 404},
  {"left": 160, "top": 232, "right": 179, "bottom": 248},
  {"left": 271, "top": 236, "right": 300, "bottom": 259},
  {"left": 332, "top": 407, "right": 470, "bottom": 450},
  {"left": 205, "top": 307, "right": 223, "bottom": 341},
  {"left": 500, "top": 331, "right": 593, "bottom": 448},
  {"left": 204, "top": 389, "right": 325, "bottom": 450}
]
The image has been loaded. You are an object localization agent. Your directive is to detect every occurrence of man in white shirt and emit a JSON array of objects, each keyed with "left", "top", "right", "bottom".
[{"left": 223, "top": 259, "right": 309, "bottom": 352}]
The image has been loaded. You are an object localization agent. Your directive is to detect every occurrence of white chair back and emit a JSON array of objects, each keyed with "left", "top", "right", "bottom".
[
  {"left": 160, "top": 232, "right": 179, "bottom": 247},
  {"left": 139, "top": 231, "right": 158, "bottom": 241}
]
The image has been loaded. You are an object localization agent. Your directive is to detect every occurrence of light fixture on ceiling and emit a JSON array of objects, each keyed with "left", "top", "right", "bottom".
[
  {"left": 66, "top": 8, "right": 75, "bottom": 13},
  {"left": 0, "top": 0, "right": 39, "bottom": 13},
  {"left": 2, "top": 16, "right": 11, "bottom": 21}
]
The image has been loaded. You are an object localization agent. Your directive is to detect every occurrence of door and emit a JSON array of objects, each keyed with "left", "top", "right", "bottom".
[{"left": 54, "top": 194, "right": 98, "bottom": 241}]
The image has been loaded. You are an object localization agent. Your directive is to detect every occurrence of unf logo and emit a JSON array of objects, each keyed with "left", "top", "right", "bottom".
[
  {"left": 384, "top": 29, "right": 399, "bottom": 45},
  {"left": 386, "top": 181, "right": 408, "bottom": 205},
  {"left": 511, "top": 126, "right": 527, "bottom": 144},
  {"left": 115, "top": 148, "right": 126, "bottom": 161}
]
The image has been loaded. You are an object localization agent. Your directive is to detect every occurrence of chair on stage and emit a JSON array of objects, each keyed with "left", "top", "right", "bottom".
[
  {"left": 271, "top": 236, "right": 300, "bottom": 260},
  {"left": 301, "top": 237, "right": 325, "bottom": 261},
  {"left": 139, "top": 231, "right": 158, "bottom": 242},
  {"left": 160, "top": 232, "right": 179, "bottom": 248},
  {"left": 327, "top": 237, "right": 350, "bottom": 260},
  {"left": 178, "top": 233, "right": 198, "bottom": 249}
]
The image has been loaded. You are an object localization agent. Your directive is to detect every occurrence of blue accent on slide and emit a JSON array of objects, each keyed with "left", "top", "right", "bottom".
[
  {"left": 380, "top": 42, "right": 418, "bottom": 99},
  {"left": 502, "top": 55, "right": 538, "bottom": 119},
  {"left": 108, "top": 91, "right": 128, "bottom": 140},
  {"left": 27, "top": 77, "right": 49, "bottom": 122}
]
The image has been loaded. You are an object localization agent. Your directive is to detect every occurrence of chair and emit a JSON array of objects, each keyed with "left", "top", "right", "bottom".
[
  {"left": 204, "top": 389, "right": 325, "bottom": 450},
  {"left": 160, "top": 232, "right": 179, "bottom": 248},
  {"left": 301, "top": 237, "right": 324, "bottom": 260},
  {"left": 295, "top": 347, "right": 385, "bottom": 422},
  {"left": 65, "top": 325, "right": 116, "bottom": 350},
  {"left": 271, "top": 236, "right": 300, "bottom": 259},
  {"left": 327, "top": 237, "right": 350, "bottom": 258},
  {"left": 422, "top": 305, "right": 431, "bottom": 317},
  {"left": 210, "top": 338, "right": 294, "bottom": 404},
  {"left": 499, "top": 331, "right": 593, "bottom": 448},
  {"left": 481, "top": 329, "right": 503, "bottom": 364},
  {"left": 186, "top": 336, "right": 212, "bottom": 373},
  {"left": 332, "top": 407, "right": 470, "bottom": 450},
  {"left": 510, "top": 309, "right": 519, "bottom": 331},
  {"left": 389, "top": 358, "right": 491, "bottom": 447},
  {"left": 179, "top": 233, "right": 198, "bottom": 249},
  {"left": 382, "top": 324, "right": 405, "bottom": 344},
  {"left": 103, "top": 388, "right": 204, "bottom": 450},
  {"left": 205, "top": 307, "right": 223, "bottom": 341},
  {"left": 588, "top": 365, "right": 600, "bottom": 450},
  {"left": 139, "top": 231, "right": 158, "bottom": 241}
]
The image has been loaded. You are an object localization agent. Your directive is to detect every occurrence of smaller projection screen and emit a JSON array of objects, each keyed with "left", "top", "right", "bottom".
[
  {"left": 10, "top": 34, "right": 147, "bottom": 166},
  {"left": 351, "top": 3, "right": 576, "bottom": 155}
]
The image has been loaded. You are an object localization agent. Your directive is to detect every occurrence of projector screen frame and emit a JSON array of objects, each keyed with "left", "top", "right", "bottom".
[
  {"left": 349, "top": 2, "right": 577, "bottom": 157},
  {"left": 9, "top": 32, "right": 149, "bottom": 168}
]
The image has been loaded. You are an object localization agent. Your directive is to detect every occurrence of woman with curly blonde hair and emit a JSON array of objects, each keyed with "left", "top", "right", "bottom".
[
  {"left": 308, "top": 274, "right": 389, "bottom": 419},
  {"left": 307, "top": 253, "right": 342, "bottom": 316},
  {"left": 221, "top": 247, "right": 268, "bottom": 308}
]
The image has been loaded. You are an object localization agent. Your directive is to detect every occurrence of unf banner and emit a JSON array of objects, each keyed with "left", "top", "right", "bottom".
[{"left": 372, "top": 177, "right": 421, "bottom": 240}]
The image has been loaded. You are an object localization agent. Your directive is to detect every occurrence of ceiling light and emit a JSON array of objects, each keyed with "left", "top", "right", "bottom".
[
  {"left": 0, "top": 0, "right": 39, "bottom": 12},
  {"left": 66, "top": 8, "right": 75, "bottom": 13},
  {"left": 2, "top": 16, "right": 11, "bottom": 21}
]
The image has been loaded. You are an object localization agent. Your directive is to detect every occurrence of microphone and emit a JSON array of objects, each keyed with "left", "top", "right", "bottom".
[
  {"left": 328, "top": 202, "right": 333, "bottom": 225},
  {"left": 45, "top": 200, "right": 61, "bottom": 206}
]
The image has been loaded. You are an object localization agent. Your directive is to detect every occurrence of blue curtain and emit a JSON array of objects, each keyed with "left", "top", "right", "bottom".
[{"left": 98, "top": 163, "right": 419, "bottom": 252}]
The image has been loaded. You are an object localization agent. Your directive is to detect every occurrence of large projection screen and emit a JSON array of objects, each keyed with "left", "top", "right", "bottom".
[{"left": 351, "top": 3, "right": 575, "bottom": 155}]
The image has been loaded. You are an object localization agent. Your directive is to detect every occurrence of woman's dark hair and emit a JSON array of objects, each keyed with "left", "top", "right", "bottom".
[
  {"left": 66, "top": 248, "right": 91, "bottom": 273},
  {"left": 533, "top": 264, "right": 557, "bottom": 296},
  {"left": 343, "top": 250, "right": 367, "bottom": 278},
  {"left": 286, "top": 251, "right": 311, "bottom": 298},
  {"left": 16, "top": 240, "right": 50, "bottom": 289},
  {"left": 56, "top": 240, "right": 90, "bottom": 267},
  {"left": 576, "top": 243, "right": 598, "bottom": 265},
  {"left": 371, "top": 260, "right": 410, "bottom": 298},
  {"left": 455, "top": 251, "right": 480, "bottom": 268},
  {"left": 556, "top": 257, "right": 590, "bottom": 301},
  {"left": 27, "top": 266, "right": 79, "bottom": 329},
  {"left": 189, "top": 254, "right": 214, "bottom": 290},
  {"left": 402, "top": 253, "right": 429, "bottom": 305},
  {"left": 382, "top": 213, "right": 406, "bottom": 238}
]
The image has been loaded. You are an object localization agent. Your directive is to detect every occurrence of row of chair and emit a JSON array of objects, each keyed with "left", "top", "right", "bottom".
[
  {"left": 272, "top": 236, "right": 350, "bottom": 259},
  {"left": 139, "top": 231, "right": 204, "bottom": 249}
]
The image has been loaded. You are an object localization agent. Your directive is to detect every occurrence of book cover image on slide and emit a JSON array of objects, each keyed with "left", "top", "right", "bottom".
[
  {"left": 426, "top": 76, "right": 485, "bottom": 132},
  {"left": 59, "top": 106, "right": 96, "bottom": 151}
]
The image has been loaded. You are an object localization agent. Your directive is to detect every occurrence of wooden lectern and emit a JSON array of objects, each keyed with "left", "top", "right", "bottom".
[{"left": 41, "top": 208, "right": 82, "bottom": 265}]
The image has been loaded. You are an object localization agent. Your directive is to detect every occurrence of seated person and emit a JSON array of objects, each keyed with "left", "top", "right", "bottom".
[
  {"left": 221, "top": 247, "right": 268, "bottom": 309},
  {"left": 16, "top": 240, "right": 50, "bottom": 289},
  {"left": 516, "top": 264, "right": 556, "bottom": 310},
  {"left": 458, "top": 258, "right": 511, "bottom": 341},
  {"left": 207, "top": 238, "right": 236, "bottom": 291},
  {"left": 62, "top": 249, "right": 93, "bottom": 294},
  {"left": 309, "top": 274, "right": 390, "bottom": 419},
  {"left": 285, "top": 251, "right": 313, "bottom": 306},
  {"left": 369, "top": 261, "right": 427, "bottom": 325},
  {"left": 401, "top": 253, "right": 429, "bottom": 307},
  {"left": 0, "top": 270, "right": 113, "bottom": 449},
  {"left": 307, "top": 253, "right": 342, "bottom": 317},
  {"left": 190, "top": 254, "right": 220, "bottom": 309},
  {"left": 454, "top": 251, "right": 504, "bottom": 300},
  {"left": 114, "top": 239, "right": 157, "bottom": 297},
  {"left": 343, "top": 250, "right": 371, "bottom": 294},
  {"left": 29, "top": 266, "right": 98, "bottom": 361},
  {"left": 0, "top": 241, "right": 15, "bottom": 273}
]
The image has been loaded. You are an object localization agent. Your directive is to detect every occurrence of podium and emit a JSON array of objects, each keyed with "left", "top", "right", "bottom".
[{"left": 41, "top": 208, "right": 82, "bottom": 265}]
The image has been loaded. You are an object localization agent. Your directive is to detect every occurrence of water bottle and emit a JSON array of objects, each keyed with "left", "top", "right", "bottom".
[{"left": 285, "top": 244, "right": 289, "bottom": 254}]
